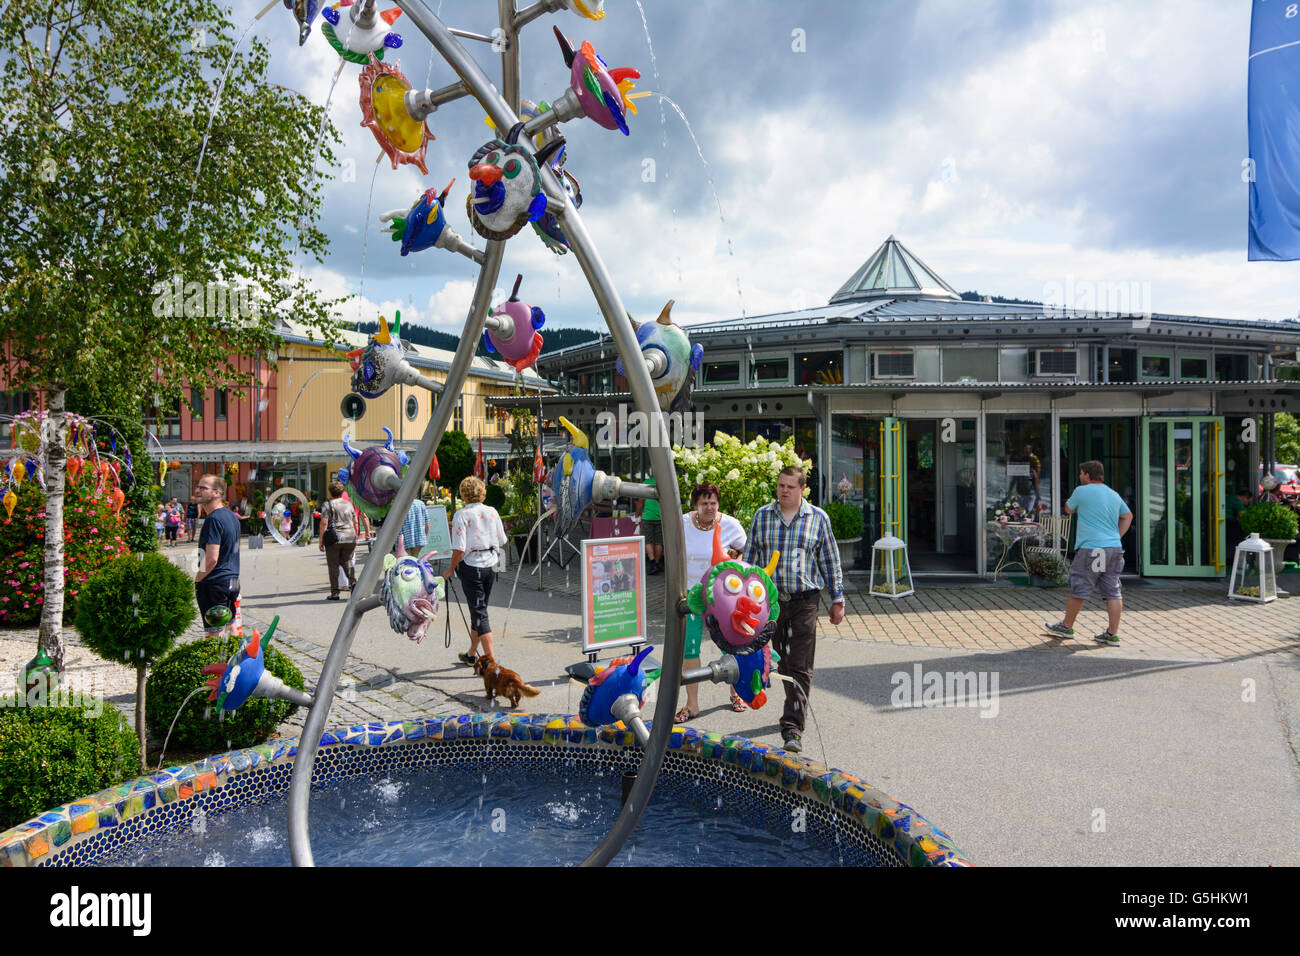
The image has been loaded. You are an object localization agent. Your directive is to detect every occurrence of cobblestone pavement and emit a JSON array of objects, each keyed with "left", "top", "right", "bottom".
[
  {"left": 239, "top": 610, "right": 468, "bottom": 738},
  {"left": 541, "top": 567, "right": 1300, "bottom": 662}
]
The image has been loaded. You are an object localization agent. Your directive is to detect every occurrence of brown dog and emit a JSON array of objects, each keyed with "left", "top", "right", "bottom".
[{"left": 474, "top": 654, "right": 541, "bottom": 710}]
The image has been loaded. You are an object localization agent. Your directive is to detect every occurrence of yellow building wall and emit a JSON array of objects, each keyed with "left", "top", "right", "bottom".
[{"left": 275, "top": 341, "right": 531, "bottom": 444}]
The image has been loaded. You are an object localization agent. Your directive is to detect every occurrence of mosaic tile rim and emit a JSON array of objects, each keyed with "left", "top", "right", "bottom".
[{"left": 0, "top": 714, "right": 974, "bottom": 868}]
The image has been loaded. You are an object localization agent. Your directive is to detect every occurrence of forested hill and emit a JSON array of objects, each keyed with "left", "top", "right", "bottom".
[{"left": 355, "top": 321, "right": 600, "bottom": 358}]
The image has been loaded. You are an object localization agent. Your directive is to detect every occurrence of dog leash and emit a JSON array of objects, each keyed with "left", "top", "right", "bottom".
[{"left": 442, "top": 576, "right": 472, "bottom": 650}]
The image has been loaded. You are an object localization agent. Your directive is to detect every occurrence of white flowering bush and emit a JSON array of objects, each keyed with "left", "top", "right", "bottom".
[{"left": 672, "top": 432, "right": 811, "bottom": 531}]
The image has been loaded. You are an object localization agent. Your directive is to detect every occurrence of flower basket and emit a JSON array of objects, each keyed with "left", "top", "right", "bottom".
[{"left": 1024, "top": 550, "right": 1068, "bottom": 587}]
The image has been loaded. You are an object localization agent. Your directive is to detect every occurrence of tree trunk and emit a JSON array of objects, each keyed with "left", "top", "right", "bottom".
[
  {"left": 38, "top": 387, "right": 68, "bottom": 673},
  {"left": 136, "top": 663, "right": 148, "bottom": 775}
]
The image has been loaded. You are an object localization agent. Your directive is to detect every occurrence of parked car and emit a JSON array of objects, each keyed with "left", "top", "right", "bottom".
[{"left": 1259, "top": 463, "right": 1300, "bottom": 499}]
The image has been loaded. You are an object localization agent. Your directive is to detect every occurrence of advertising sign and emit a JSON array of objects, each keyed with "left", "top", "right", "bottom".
[
  {"left": 581, "top": 536, "right": 646, "bottom": 653},
  {"left": 422, "top": 505, "right": 453, "bottom": 560}
]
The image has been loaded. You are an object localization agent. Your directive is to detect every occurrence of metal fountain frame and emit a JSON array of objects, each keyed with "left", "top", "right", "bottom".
[{"left": 288, "top": 0, "right": 689, "bottom": 867}]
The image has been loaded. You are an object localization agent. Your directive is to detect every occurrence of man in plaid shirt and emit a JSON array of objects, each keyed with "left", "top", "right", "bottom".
[
  {"left": 395, "top": 497, "right": 430, "bottom": 557},
  {"left": 743, "top": 466, "right": 845, "bottom": 753}
]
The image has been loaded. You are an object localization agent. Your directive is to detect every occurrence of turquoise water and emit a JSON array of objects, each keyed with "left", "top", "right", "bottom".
[{"left": 94, "top": 762, "right": 873, "bottom": 866}]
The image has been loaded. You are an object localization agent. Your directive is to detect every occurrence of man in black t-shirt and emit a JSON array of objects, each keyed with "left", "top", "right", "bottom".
[{"left": 194, "top": 474, "right": 242, "bottom": 636}]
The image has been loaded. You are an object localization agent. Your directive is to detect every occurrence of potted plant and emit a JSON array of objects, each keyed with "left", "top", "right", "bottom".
[
  {"left": 825, "top": 501, "right": 865, "bottom": 570},
  {"left": 1025, "top": 550, "right": 1069, "bottom": 587},
  {"left": 1238, "top": 501, "right": 1299, "bottom": 572}
]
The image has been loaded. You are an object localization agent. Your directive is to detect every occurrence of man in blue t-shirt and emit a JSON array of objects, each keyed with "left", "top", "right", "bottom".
[
  {"left": 194, "top": 474, "right": 242, "bottom": 636},
  {"left": 1045, "top": 460, "right": 1132, "bottom": 645}
]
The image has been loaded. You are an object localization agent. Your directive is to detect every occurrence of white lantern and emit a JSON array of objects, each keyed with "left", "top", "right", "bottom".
[
  {"left": 1228, "top": 533, "right": 1277, "bottom": 603},
  {"left": 869, "top": 534, "right": 914, "bottom": 600}
]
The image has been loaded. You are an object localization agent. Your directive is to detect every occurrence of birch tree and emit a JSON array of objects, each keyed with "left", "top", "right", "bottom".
[{"left": 0, "top": 0, "right": 342, "bottom": 669}]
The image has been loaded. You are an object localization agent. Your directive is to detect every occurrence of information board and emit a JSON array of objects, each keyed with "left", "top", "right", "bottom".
[
  {"left": 422, "top": 505, "right": 453, "bottom": 560},
  {"left": 581, "top": 536, "right": 646, "bottom": 653}
]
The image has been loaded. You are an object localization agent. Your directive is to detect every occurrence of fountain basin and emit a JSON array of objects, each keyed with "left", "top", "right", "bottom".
[{"left": 0, "top": 713, "right": 973, "bottom": 866}]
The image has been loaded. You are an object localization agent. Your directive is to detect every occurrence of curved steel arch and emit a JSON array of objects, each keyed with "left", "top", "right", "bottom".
[{"left": 288, "top": 0, "right": 688, "bottom": 867}]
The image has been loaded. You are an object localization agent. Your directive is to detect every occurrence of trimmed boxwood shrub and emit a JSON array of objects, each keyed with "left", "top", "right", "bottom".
[
  {"left": 145, "top": 637, "right": 305, "bottom": 755},
  {"left": 1240, "top": 501, "right": 1299, "bottom": 541},
  {"left": 484, "top": 482, "right": 506, "bottom": 511},
  {"left": 0, "top": 697, "right": 140, "bottom": 833},
  {"left": 825, "top": 501, "right": 865, "bottom": 541},
  {"left": 75, "top": 552, "right": 197, "bottom": 772}
]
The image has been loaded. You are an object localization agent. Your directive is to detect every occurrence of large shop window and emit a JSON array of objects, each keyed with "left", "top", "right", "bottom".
[{"left": 985, "top": 414, "right": 1052, "bottom": 564}]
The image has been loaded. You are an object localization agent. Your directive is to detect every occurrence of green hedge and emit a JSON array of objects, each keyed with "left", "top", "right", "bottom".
[
  {"left": 0, "top": 698, "right": 140, "bottom": 833},
  {"left": 146, "top": 637, "right": 305, "bottom": 755}
]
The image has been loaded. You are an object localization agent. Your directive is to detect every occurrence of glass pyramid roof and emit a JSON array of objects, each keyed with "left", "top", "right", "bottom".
[{"left": 829, "top": 236, "right": 960, "bottom": 304}]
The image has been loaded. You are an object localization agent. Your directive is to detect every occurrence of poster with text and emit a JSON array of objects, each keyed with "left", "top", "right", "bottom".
[
  {"left": 422, "top": 505, "right": 453, "bottom": 561},
  {"left": 582, "top": 536, "right": 646, "bottom": 653}
]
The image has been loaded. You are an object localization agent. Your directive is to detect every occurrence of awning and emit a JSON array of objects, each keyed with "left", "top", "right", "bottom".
[{"left": 145, "top": 438, "right": 521, "bottom": 464}]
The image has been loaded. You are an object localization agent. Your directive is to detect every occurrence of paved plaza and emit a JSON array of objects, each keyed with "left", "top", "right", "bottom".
[{"left": 147, "top": 541, "right": 1300, "bottom": 866}]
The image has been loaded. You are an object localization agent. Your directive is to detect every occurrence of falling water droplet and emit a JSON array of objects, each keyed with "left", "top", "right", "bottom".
[{"left": 715, "top": 796, "right": 723, "bottom": 809}]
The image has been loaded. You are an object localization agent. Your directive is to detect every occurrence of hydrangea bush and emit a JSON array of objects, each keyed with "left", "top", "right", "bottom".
[
  {"left": 0, "top": 479, "right": 130, "bottom": 627},
  {"left": 672, "top": 432, "right": 811, "bottom": 532}
]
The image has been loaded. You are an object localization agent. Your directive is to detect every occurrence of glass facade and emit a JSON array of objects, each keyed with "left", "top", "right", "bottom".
[{"left": 985, "top": 414, "right": 1052, "bottom": 570}]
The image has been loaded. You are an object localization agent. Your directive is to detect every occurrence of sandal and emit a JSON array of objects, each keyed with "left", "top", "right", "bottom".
[
  {"left": 730, "top": 691, "right": 747, "bottom": 713},
  {"left": 673, "top": 707, "right": 699, "bottom": 724}
]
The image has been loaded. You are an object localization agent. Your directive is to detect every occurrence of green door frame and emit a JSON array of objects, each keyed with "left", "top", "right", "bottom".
[
  {"left": 1139, "top": 416, "right": 1225, "bottom": 577},
  {"left": 880, "top": 417, "right": 907, "bottom": 541}
]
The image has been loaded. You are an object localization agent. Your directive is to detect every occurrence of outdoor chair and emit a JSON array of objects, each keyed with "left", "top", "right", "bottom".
[{"left": 1025, "top": 512, "right": 1072, "bottom": 565}]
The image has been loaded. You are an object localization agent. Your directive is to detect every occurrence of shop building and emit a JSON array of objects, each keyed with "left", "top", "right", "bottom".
[{"left": 520, "top": 237, "right": 1300, "bottom": 578}]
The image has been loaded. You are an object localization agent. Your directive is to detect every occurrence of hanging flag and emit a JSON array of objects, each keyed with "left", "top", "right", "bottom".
[
  {"left": 533, "top": 441, "right": 545, "bottom": 484},
  {"left": 473, "top": 437, "right": 485, "bottom": 480},
  {"left": 1248, "top": 0, "right": 1300, "bottom": 260}
]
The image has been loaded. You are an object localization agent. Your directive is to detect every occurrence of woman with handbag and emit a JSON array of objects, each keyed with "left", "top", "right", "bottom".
[{"left": 318, "top": 480, "right": 358, "bottom": 600}]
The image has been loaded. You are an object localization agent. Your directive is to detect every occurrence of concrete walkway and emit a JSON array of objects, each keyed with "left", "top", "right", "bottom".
[{"left": 160, "top": 540, "right": 1300, "bottom": 866}]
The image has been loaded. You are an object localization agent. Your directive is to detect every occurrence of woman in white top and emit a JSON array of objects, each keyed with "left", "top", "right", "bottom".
[
  {"left": 443, "top": 476, "right": 508, "bottom": 666},
  {"left": 676, "top": 482, "right": 747, "bottom": 721}
]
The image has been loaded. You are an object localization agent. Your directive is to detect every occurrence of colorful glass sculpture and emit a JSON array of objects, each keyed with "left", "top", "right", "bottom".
[
  {"left": 285, "top": 0, "right": 325, "bottom": 45},
  {"left": 339, "top": 427, "right": 408, "bottom": 521},
  {"left": 687, "top": 525, "right": 781, "bottom": 656},
  {"left": 382, "top": 180, "right": 461, "bottom": 257},
  {"left": 554, "top": 28, "right": 647, "bottom": 135},
  {"left": 614, "top": 300, "right": 704, "bottom": 413},
  {"left": 380, "top": 538, "right": 445, "bottom": 643},
  {"left": 320, "top": 0, "right": 402, "bottom": 64},
  {"left": 549, "top": 417, "right": 595, "bottom": 537},
  {"left": 483, "top": 274, "right": 545, "bottom": 373},
  {"left": 360, "top": 59, "right": 432, "bottom": 173},
  {"left": 202, "top": 617, "right": 311, "bottom": 711},
  {"left": 347, "top": 312, "right": 416, "bottom": 398},
  {"left": 579, "top": 645, "right": 655, "bottom": 727},
  {"left": 465, "top": 136, "right": 558, "bottom": 241}
]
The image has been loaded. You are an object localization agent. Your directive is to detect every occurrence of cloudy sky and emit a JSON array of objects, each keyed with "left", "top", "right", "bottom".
[{"left": 232, "top": 0, "right": 1297, "bottom": 333}]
